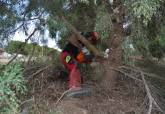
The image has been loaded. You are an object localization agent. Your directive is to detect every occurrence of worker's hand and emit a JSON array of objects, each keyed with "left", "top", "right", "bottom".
[
  {"left": 103, "top": 48, "right": 113, "bottom": 59},
  {"left": 92, "top": 48, "right": 113, "bottom": 62}
]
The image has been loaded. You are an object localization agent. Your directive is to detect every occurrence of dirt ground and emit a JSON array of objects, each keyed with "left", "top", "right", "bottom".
[{"left": 21, "top": 62, "right": 149, "bottom": 114}]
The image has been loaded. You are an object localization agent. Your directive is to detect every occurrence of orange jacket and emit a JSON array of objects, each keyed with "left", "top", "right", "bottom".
[{"left": 76, "top": 51, "right": 93, "bottom": 63}]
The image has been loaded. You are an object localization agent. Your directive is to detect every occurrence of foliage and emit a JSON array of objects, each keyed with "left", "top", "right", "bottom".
[
  {"left": 122, "top": 37, "right": 136, "bottom": 65},
  {"left": 0, "top": 63, "right": 27, "bottom": 113},
  {"left": 5, "top": 41, "right": 22, "bottom": 54},
  {"left": 95, "top": 5, "right": 112, "bottom": 39},
  {"left": 148, "top": 25, "right": 165, "bottom": 59},
  {"left": 5, "top": 41, "right": 58, "bottom": 56},
  {"left": 159, "top": 26, "right": 165, "bottom": 52},
  {"left": 124, "top": 0, "right": 165, "bottom": 60},
  {"left": 148, "top": 38, "right": 163, "bottom": 59},
  {"left": 47, "top": 18, "right": 68, "bottom": 39},
  {"left": 47, "top": 17, "right": 69, "bottom": 48},
  {"left": 94, "top": 4, "right": 112, "bottom": 51},
  {"left": 124, "top": 0, "right": 163, "bottom": 25},
  {"left": 0, "top": 0, "right": 28, "bottom": 44},
  {"left": 45, "top": 0, "right": 98, "bottom": 48}
]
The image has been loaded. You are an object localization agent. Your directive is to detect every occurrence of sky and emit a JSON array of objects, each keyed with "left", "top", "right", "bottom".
[
  {"left": 11, "top": 0, "right": 61, "bottom": 52},
  {"left": 12, "top": 22, "right": 62, "bottom": 52}
]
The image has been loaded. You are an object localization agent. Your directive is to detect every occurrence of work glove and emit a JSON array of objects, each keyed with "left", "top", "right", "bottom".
[
  {"left": 82, "top": 47, "right": 90, "bottom": 55},
  {"left": 103, "top": 48, "right": 112, "bottom": 59}
]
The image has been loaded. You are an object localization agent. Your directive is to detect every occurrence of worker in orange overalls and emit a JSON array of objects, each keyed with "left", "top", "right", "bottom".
[{"left": 60, "top": 32, "right": 100, "bottom": 97}]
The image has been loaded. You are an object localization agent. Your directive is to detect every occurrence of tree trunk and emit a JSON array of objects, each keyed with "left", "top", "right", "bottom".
[{"left": 101, "top": 0, "right": 124, "bottom": 89}]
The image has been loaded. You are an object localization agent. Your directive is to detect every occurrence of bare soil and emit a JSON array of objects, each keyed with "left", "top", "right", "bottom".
[{"left": 21, "top": 63, "right": 146, "bottom": 114}]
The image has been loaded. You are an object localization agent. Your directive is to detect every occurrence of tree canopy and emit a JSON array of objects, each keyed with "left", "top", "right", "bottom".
[{"left": 0, "top": 0, "right": 164, "bottom": 60}]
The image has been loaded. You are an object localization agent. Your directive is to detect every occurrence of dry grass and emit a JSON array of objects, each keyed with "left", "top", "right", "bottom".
[{"left": 20, "top": 61, "right": 165, "bottom": 114}]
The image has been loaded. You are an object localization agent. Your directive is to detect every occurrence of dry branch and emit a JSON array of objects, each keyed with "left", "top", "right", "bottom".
[
  {"left": 111, "top": 66, "right": 163, "bottom": 113},
  {"left": 27, "top": 44, "right": 36, "bottom": 65},
  {"left": 61, "top": 16, "right": 103, "bottom": 58},
  {"left": 119, "top": 66, "right": 165, "bottom": 81},
  {"left": 109, "top": 67, "right": 142, "bottom": 82},
  {"left": 141, "top": 72, "right": 153, "bottom": 114},
  {"left": 141, "top": 72, "right": 163, "bottom": 113},
  {"left": 20, "top": 97, "right": 34, "bottom": 107},
  {"left": 27, "top": 64, "right": 52, "bottom": 80},
  {"left": 7, "top": 28, "right": 37, "bottom": 65},
  {"left": 55, "top": 89, "right": 71, "bottom": 108}
]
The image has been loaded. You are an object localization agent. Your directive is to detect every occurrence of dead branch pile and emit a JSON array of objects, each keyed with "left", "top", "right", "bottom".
[{"left": 111, "top": 65, "right": 165, "bottom": 114}]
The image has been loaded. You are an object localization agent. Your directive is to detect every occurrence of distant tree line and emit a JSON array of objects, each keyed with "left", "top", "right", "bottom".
[{"left": 5, "top": 41, "right": 58, "bottom": 56}]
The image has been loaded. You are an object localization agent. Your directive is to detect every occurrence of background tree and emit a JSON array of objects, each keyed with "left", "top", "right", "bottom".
[{"left": 1, "top": 0, "right": 165, "bottom": 113}]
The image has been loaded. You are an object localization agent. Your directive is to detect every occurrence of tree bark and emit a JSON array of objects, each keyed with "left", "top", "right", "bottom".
[{"left": 101, "top": 0, "right": 124, "bottom": 88}]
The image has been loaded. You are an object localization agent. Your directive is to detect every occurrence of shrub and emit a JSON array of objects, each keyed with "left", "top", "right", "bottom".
[
  {"left": 5, "top": 41, "right": 58, "bottom": 57},
  {"left": 0, "top": 63, "right": 27, "bottom": 114}
]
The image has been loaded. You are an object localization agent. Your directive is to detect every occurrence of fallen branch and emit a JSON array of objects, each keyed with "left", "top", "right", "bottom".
[
  {"left": 27, "top": 64, "right": 52, "bottom": 80},
  {"left": 54, "top": 89, "right": 71, "bottom": 108},
  {"left": 20, "top": 97, "right": 34, "bottom": 107},
  {"left": 119, "top": 66, "right": 165, "bottom": 81},
  {"left": 24, "top": 65, "right": 41, "bottom": 72},
  {"left": 153, "top": 99, "right": 163, "bottom": 112},
  {"left": 141, "top": 72, "right": 163, "bottom": 113},
  {"left": 141, "top": 72, "right": 153, "bottom": 114},
  {"left": 109, "top": 67, "right": 142, "bottom": 82},
  {"left": 110, "top": 66, "right": 163, "bottom": 113}
]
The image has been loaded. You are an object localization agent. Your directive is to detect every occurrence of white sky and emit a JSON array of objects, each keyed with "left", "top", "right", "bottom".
[{"left": 12, "top": 23, "right": 61, "bottom": 52}]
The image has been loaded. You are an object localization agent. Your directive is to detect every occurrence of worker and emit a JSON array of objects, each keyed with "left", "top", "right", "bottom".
[{"left": 60, "top": 31, "right": 100, "bottom": 97}]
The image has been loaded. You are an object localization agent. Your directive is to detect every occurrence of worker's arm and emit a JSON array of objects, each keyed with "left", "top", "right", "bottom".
[{"left": 76, "top": 51, "right": 94, "bottom": 63}]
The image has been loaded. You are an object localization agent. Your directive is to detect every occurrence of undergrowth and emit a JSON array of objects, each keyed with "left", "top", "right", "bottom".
[{"left": 0, "top": 63, "right": 27, "bottom": 114}]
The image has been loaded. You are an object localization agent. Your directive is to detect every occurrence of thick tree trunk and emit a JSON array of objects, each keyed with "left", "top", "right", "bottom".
[{"left": 101, "top": 0, "right": 124, "bottom": 89}]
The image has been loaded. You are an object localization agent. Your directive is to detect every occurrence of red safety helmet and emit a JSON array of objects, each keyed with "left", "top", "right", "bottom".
[
  {"left": 91, "top": 31, "right": 99, "bottom": 40},
  {"left": 81, "top": 31, "right": 100, "bottom": 44}
]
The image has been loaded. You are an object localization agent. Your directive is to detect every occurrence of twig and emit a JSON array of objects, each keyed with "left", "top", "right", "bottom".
[
  {"left": 153, "top": 99, "right": 163, "bottom": 112},
  {"left": 55, "top": 89, "right": 71, "bottom": 108},
  {"left": 109, "top": 67, "right": 142, "bottom": 82},
  {"left": 152, "top": 96, "right": 163, "bottom": 112},
  {"left": 24, "top": 66, "right": 41, "bottom": 72},
  {"left": 28, "top": 64, "right": 52, "bottom": 80},
  {"left": 110, "top": 66, "right": 163, "bottom": 113},
  {"left": 7, "top": 28, "right": 37, "bottom": 65},
  {"left": 141, "top": 72, "right": 163, "bottom": 113},
  {"left": 7, "top": 53, "right": 19, "bottom": 65},
  {"left": 9, "top": 10, "right": 43, "bottom": 34},
  {"left": 119, "top": 66, "right": 165, "bottom": 81},
  {"left": 20, "top": 97, "right": 34, "bottom": 107},
  {"left": 141, "top": 72, "right": 153, "bottom": 114},
  {"left": 27, "top": 44, "right": 36, "bottom": 65},
  {"left": 9, "top": 23, "right": 24, "bottom": 34}
]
